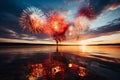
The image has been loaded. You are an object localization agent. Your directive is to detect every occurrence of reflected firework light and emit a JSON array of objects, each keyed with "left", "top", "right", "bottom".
[
  {"left": 52, "top": 66, "right": 62, "bottom": 76},
  {"left": 68, "top": 63, "right": 87, "bottom": 77},
  {"left": 19, "top": 6, "right": 46, "bottom": 33},
  {"left": 44, "top": 12, "right": 69, "bottom": 43},
  {"left": 28, "top": 64, "right": 43, "bottom": 80},
  {"left": 78, "top": 66, "right": 86, "bottom": 77},
  {"left": 68, "top": 63, "right": 72, "bottom": 68}
]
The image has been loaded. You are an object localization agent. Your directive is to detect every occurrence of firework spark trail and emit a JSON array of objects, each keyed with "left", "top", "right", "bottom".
[
  {"left": 73, "top": 6, "right": 94, "bottom": 34},
  {"left": 19, "top": 6, "right": 46, "bottom": 33},
  {"left": 77, "top": 6, "right": 95, "bottom": 20}
]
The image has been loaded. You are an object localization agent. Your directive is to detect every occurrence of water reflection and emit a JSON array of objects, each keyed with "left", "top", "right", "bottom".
[
  {"left": 24, "top": 51, "right": 87, "bottom": 80},
  {"left": 0, "top": 45, "right": 120, "bottom": 80}
]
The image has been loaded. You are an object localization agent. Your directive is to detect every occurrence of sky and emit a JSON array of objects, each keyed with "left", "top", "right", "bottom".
[{"left": 0, "top": 0, "right": 120, "bottom": 45}]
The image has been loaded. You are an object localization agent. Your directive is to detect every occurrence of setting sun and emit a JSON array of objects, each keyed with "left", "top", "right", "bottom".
[{"left": 79, "top": 41, "right": 88, "bottom": 45}]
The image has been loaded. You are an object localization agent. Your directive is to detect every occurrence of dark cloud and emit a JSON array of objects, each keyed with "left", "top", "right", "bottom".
[
  {"left": 19, "top": 34, "right": 38, "bottom": 40},
  {"left": 0, "top": 13, "right": 18, "bottom": 22},
  {"left": 0, "top": 27, "right": 18, "bottom": 38},
  {"left": 91, "top": 18, "right": 120, "bottom": 34},
  {"left": 0, "top": 27, "right": 39, "bottom": 41},
  {"left": 89, "top": 0, "right": 120, "bottom": 16},
  {"left": 80, "top": 18, "right": 120, "bottom": 39},
  {"left": 0, "top": 12, "right": 22, "bottom": 33},
  {"left": 64, "top": 0, "right": 87, "bottom": 3}
]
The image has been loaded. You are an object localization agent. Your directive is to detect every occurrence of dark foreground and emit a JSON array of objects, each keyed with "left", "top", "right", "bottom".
[{"left": 0, "top": 45, "right": 120, "bottom": 80}]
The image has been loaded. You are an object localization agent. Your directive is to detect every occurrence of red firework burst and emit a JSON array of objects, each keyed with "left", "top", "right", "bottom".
[
  {"left": 43, "top": 13, "right": 69, "bottom": 43},
  {"left": 44, "top": 13, "right": 69, "bottom": 36}
]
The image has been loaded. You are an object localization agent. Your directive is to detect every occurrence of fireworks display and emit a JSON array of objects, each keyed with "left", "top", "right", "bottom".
[
  {"left": 44, "top": 12, "right": 69, "bottom": 43},
  {"left": 19, "top": 6, "right": 46, "bottom": 33},
  {"left": 44, "top": 12, "right": 68, "bottom": 35},
  {"left": 73, "top": 6, "right": 94, "bottom": 34},
  {"left": 19, "top": 6, "right": 95, "bottom": 43}
]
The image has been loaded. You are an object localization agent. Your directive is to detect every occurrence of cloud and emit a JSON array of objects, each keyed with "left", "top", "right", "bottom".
[
  {"left": 0, "top": 27, "right": 39, "bottom": 41},
  {"left": 80, "top": 33, "right": 120, "bottom": 44},
  {"left": 0, "top": 27, "right": 18, "bottom": 38},
  {"left": 0, "top": 12, "right": 18, "bottom": 26},
  {"left": 19, "top": 34, "right": 37, "bottom": 40},
  {"left": 80, "top": 18, "right": 120, "bottom": 40},
  {"left": 91, "top": 18, "right": 120, "bottom": 33},
  {"left": 64, "top": 0, "right": 84, "bottom": 4},
  {"left": 0, "top": 38, "right": 54, "bottom": 44},
  {"left": 108, "top": 4, "right": 120, "bottom": 10},
  {"left": 0, "top": 12, "right": 23, "bottom": 32},
  {"left": 89, "top": 0, "right": 120, "bottom": 16},
  {"left": 3, "top": 28, "right": 17, "bottom": 34}
]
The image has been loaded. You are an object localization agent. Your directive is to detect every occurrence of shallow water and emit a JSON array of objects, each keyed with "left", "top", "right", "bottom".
[{"left": 0, "top": 45, "right": 120, "bottom": 80}]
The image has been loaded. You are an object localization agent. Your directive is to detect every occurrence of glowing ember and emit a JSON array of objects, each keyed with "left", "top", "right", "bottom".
[
  {"left": 78, "top": 67, "right": 86, "bottom": 77},
  {"left": 68, "top": 63, "right": 72, "bottom": 67},
  {"left": 68, "top": 63, "right": 78, "bottom": 68}
]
